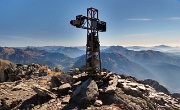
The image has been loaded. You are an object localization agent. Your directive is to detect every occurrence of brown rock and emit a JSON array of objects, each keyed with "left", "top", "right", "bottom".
[
  {"left": 11, "top": 83, "right": 27, "bottom": 91},
  {"left": 32, "top": 85, "right": 56, "bottom": 99},
  {"left": 58, "top": 83, "right": 71, "bottom": 94},
  {"left": 94, "top": 100, "right": 103, "bottom": 107},
  {"left": 62, "top": 95, "right": 71, "bottom": 104},
  {"left": 105, "top": 75, "right": 118, "bottom": 94},
  {"left": 73, "top": 81, "right": 82, "bottom": 87}
]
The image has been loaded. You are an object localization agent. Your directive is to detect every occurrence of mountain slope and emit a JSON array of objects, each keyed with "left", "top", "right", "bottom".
[
  {"left": 56, "top": 47, "right": 85, "bottom": 58},
  {"left": 104, "top": 46, "right": 180, "bottom": 66},
  {"left": 29, "top": 46, "right": 85, "bottom": 58},
  {"left": 0, "top": 47, "right": 74, "bottom": 71},
  {"left": 103, "top": 46, "right": 180, "bottom": 93},
  {"left": 73, "top": 52, "right": 152, "bottom": 79}
]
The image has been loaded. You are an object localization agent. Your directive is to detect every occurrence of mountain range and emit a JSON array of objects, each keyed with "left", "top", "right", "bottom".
[
  {"left": 0, "top": 47, "right": 74, "bottom": 71},
  {"left": 0, "top": 45, "right": 180, "bottom": 93},
  {"left": 26, "top": 46, "right": 85, "bottom": 58},
  {"left": 102, "top": 46, "right": 180, "bottom": 93},
  {"left": 73, "top": 52, "right": 152, "bottom": 80},
  {"left": 127, "top": 45, "right": 180, "bottom": 56}
]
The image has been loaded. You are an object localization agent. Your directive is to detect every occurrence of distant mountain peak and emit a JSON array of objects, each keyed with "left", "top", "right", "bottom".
[
  {"left": 102, "top": 46, "right": 128, "bottom": 53},
  {"left": 109, "top": 46, "right": 128, "bottom": 50},
  {"left": 154, "top": 45, "right": 172, "bottom": 48}
]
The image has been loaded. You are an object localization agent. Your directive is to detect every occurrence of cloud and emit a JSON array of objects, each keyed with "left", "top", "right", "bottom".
[
  {"left": 127, "top": 18, "right": 152, "bottom": 21},
  {"left": 120, "top": 30, "right": 178, "bottom": 37},
  {"left": 168, "top": 17, "right": 180, "bottom": 21}
]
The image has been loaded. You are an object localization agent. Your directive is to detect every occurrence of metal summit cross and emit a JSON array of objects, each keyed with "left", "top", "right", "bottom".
[{"left": 70, "top": 7, "right": 106, "bottom": 75}]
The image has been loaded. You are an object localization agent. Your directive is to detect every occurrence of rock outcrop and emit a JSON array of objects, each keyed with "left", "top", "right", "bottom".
[
  {"left": 72, "top": 77, "right": 99, "bottom": 104},
  {"left": 0, "top": 59, "right": 16, "bottom": 82},
  {"left": 0, "top": 63, "right": 61, "bottom": 83},
  {"left": 0, "top": 65, "right": 179, "bottom": 110},
  {"left": 143, "top": 79, "right": 171, "bottom": 94}
]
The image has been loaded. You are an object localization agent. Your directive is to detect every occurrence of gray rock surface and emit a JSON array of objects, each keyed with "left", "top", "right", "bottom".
[
  {"left": 143, "top": 79, "right": 171, "bottom": 94},
  {"left": 32, "top": 85, "right": 56, "bottom": 99},
  {"left": 94, "top": 100, "right": 103, "bottom": 107},
  {"left": 72, "top": 78, "right": 99, "bottom": 104},
  {"left": 0, "top": 64, "right": 179, "bottom": 110},
  {"left": 58, "top": 83, "right": 71, "bottom": 94},
  {"left": 105, "top": 75, "right": 118, "bottom": 94}
]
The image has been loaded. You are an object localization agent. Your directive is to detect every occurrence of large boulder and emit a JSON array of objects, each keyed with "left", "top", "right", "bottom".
[
  {"left": 58, "top": 83, "right": 71, "bottom": 94},
  {"left": 3, "top": 68, "right": 14, "bottom": 82},
  {"left": 72, "top": 77, "right": 99, "bottom": 104},
  {"left": 0, "top": 59, "right": 15, "bottom": 82}
]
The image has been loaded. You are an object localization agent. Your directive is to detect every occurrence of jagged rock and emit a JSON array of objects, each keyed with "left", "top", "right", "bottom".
[
  {"left": 137, "top": 84, "right": 146, "bottom": 92},
  {"left": 122, "top": 82, "right": 143, "bottom": 98},
  {"left": 32, "top": 85, "right": 56, "bottom": 99},
  {"left": 58, "top": 83, "right": 71, "bottom": 93},
  {"left": 119, "top": 74, "right": 126, "bottom": 79},
  {"left": 8, "top": 74, "right": 22, "bottom": 82},
  {"left": 103, "top": 72, "right": 113, "bottom": 81},
  {"left": 105, "top": 75, "right": 118, "bottom": 94},
  {"left": 0, "top": 71, "right": 5, "bottom": 83},
  {"left": 0, "top": 59, "right": 15, "bottom": 82},
  {"left": 125, "top": 76, "right": 138, "bottom": 83},
  {"left": 81, "top": 72, "right": 87, "bottom": 77},
  {"left": 72, "top": 77, "right": 99, "bottom": 104},
  {"left": 3, "top": 68, "right": 14, "bottom": 82},
  {"left": 96, "top": 80, "right": 104, "bottom": 87},
  {"left": 73, "top": 75, "right": 78, "bottom": 80},
  {"left": 72, "top": 72, "right": 88, "bottom": 83},
  {"left": 126, "top": 82, "right": 138, "bottom": 88},
  {"left": 56, "top": 73, "right": 73, "bottom": 84},
  {"left": 1, "top": 62, "right": 57, "bottom": 83},
  {"left": 51, "top": 76, "right": 62, "bottom": 89},
  {"left": 38, "top": 72, "right": 47, "bottom": 77},
  {"left": 94, "top": 100, "right": 103, "bottom": 107},
  {"left": 62, "top": 95, "right": 71, "bottom": 104},
  {"left": 73, "top": 77, "right": 90, "bottom": 95},
  {"left": 11, "top": 83, "right": 28, "bottom": 91},
  {"left": 0, "top": 99, "right": 10, "bottom": 110},
  {"left": 0, "top": 64, "right": 180, "bottom": 110},
  {"left": 143, "top": 79, "right": 170, "bottom": 94},
  {"left": 73, "top": 81, "right": 82, "bottom": 87},
  {"left": 154, "top": 98, "right": 166, "bottom": 106},
  {"left": 172, "top": 93, "right": 180, "bottom": 98}
]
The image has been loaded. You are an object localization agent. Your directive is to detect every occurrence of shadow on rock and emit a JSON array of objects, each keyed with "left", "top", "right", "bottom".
[{"left": 19, "top": 94, "right": 52, "bottom": 109}]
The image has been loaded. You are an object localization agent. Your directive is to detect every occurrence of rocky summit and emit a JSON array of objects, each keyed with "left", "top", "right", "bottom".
[{"left": 0, "top": 64, "right": 180, "bottom": 110}]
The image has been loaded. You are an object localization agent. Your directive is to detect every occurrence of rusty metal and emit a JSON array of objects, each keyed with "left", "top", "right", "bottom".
[{"left": 70, "top": 7, "right": 106, "bottom": 75}]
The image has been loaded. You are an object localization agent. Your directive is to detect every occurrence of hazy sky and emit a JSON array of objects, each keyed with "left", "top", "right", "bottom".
[{"left": 0, "top": 0, "right": 180, "bottom": 47}]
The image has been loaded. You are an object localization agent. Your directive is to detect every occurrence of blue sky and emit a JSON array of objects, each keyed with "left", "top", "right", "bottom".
[{"left": 0, "top": 0, "right": 180, "bottom": 47}]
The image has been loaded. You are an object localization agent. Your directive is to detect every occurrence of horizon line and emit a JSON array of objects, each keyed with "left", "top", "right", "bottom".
[{"left": 0, "top": 44, "right": 179, "bottom": 48}]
